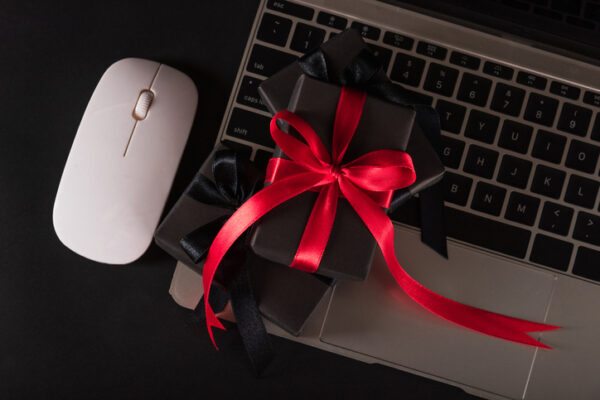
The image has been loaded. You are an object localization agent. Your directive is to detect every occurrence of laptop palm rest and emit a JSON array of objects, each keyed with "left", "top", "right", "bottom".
[{"left": 320, "top": 224, "right": 556, "bottom": 400}]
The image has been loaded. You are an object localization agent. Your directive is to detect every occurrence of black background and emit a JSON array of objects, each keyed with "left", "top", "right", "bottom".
[{"left": 0, "top": 1, "right": 478, "bottom": 398}]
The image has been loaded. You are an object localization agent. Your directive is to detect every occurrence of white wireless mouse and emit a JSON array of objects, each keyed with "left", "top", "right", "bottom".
[{"left": 53, "top": 58, "right": 198, "bottom": 264}]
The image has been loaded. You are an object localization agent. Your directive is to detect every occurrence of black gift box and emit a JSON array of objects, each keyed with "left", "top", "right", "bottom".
[
  {"left": 154, "top": 145, "right": 333, "bottom": 335},
  {"left": 250, "top": 75, "right": 415, "bottom": 281}
]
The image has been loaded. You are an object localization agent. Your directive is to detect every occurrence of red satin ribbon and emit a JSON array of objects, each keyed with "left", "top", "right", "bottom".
[{"left": 202, "top": 86, "right": 559, "bottom": 349}]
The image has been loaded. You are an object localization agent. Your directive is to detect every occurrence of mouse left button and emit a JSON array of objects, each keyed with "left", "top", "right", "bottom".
[{"left": 133, "top": 90, "right": 154, "bottom": 120}]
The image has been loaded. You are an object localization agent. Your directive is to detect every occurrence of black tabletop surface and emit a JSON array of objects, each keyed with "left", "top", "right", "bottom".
[{"left": 0, "top": 1, "right": 479, "bottom": 398}]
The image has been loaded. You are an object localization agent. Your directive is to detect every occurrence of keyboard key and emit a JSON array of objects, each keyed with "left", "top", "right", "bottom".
[
  {"left": 498, "top": 120, "right": 533, "bottom": 154},
  {"left": 516, "top": 71, "right": 547, "bottom": 90},
  {"left": 227, "top": 108, "right": 274, "bottom": 148},
  {"left": 435, "top": 100, "right": 466, "bottom": 134},
  {"left": 464, "top": 145, "right": 499, "bottom": 179},
  {"left": 290, "top": 23, "right": 325, "bottom": 53},
  {"left": 316, "top": 11, "right": 347, "bottom": 30},
  {"left": 530, "top": 234, "right": 573, "bottom": 271},
  {"left": 221, "top": 139, "right": 253, "bottom": 158},
  {"left": 464, "top": 110, "right": 499, "bottom": 143},
  {"left": 440, "top": 135, "right": 465, "bottom": 168},
  {"left": 573, "top": 247, "right": 600, "bottom": 282},
  {"left": 565, "top": 175, "right": 599, "bottom": 209},
  {"left": 573, "top": 212, "right": 600, "bottom": 246},
  {"left": 423, "top": 63, "right": 459, "bottom": 97},
  {"left": 483, "top": 61, "right": 514, "bottom": 80},
  {"left": 471, "top": 182, "right": 507, "bottom": 216},
  {"left": 539, "top": 201, "right": 573, "bottom": 236},
  {"left": 586, "top": 3, "right": 600, "bottom": 22},
  {"left": 257, "top": 13, "right": 292, "bottom": 47},
  {"left": 550, "top": 81, "right": 581, "bottom": 100},
  {"left": 247, "top": 45, "right": 297, "bottom": 77},
  {"left": 557, "top": 103, "right": 593, "bottom": 136},
  {"left": 497, "top": 155, "right": 532, "bottom": 189},
  {"left": 236, "top": 76, "right": 267, "bottom": 111},
  {"left": 524, "top": 93, "right": 559, "bottom": 126},
  {"left": 443, "top": 172, "right": 472, "bottom": 206},
  {"left": 533, "top": 6, "right": 561, "bottom": 20},
  {"left": 551, "top": 0, "right": 581, "bottom": 14},
  {"left": 350, "top": 22, "right": 380, "bottom": 40},
  {"left": 531, "top": 164, "right": 566, "bottom": 198},
  {"left": 532, "top": 129, "right": 566, "bottom": 164},
  {"left": 445, "top": 207, "right": 531, "bottom": 258},
  {"left": 267, "top": 0, "right": 314, "bottom": 20},
  {"left": 565, "top": 139, "right": 600, "bottom": 173},
  {"left": 490, "top": 83, "right": 525, "bottom": 116},
  {"left": 505, "top": 192, "right": 540, "bottom": 225},
  {"left": 583, "top": 91, "right": 600, "bottom": 107},
  {"left": 396, "top": 86, "right": 433, "bottom": 106},
  {"left": 565, "top": 16, "right": 596, "bottom": 30},
  {"left": 449, "top": 51, "right": 481, "bottom": 70},
  {"left": 416, "top": 41, "right": 447, "bottom": 60},
  {"left": 456, "top": 73, "right": 492, "bottom": 107},
  {"left": 368, "top": 44, "right": 393, "bottom": 72},
  {"left": 390, "top": 53, "right": 425, "bottom": 87},
  {"left": 592, "top": 114, "right": 600, "bottom": 142},
  {"left": 383, "top": 31, "right": 414, "bottom": 50},
  {"left": 254, "top": 149, "right": 274, "bottom": 170}
]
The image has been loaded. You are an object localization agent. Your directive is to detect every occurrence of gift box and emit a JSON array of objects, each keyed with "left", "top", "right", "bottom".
[
  {"left": 250, "top": 75, "right": 415, "bottom": 281},
  {"left": 154, "top": 144, "right": 333, "bottom": 335}
]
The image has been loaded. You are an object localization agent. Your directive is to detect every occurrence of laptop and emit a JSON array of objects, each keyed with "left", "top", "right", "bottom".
[{"left": 170, "top": 1, "right": 600, "bottom": 398}]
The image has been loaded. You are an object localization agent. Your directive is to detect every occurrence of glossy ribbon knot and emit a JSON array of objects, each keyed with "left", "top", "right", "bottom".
[{"left": 201, "top": 86, "right": 559, "bottom": 349}]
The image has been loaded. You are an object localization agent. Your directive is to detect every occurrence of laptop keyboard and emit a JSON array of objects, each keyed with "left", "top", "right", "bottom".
[{"left": 219, "top": 0, "right": 600, "bottom": 283}]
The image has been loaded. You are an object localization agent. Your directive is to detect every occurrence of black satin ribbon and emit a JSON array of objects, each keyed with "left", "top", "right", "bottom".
[
  {"left": 299, "top": 44, "right": 448, "bottom": 257},
  {"left": 180, "top": 150, "right": 274, "bottom": 375}
]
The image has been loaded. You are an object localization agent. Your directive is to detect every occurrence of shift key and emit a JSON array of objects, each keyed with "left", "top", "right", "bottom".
[
  {"left": 227, "top": 108, "right": 274, "bottom": 148},
  {"left": 247, "top": 44, "right": 297, "bottom": 77}
]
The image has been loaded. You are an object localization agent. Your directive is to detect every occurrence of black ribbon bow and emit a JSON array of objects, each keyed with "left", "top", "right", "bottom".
[
  {"left": 180, "top": 150, "right": 274, "bottom": 375},
  {"left": 299, "top": 45, "right": 448, "bottom": 257}
]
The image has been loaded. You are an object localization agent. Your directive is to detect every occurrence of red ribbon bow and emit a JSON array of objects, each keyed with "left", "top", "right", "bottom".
[{"left": 202, "top": 86, "right": 559, "bottom": 349}]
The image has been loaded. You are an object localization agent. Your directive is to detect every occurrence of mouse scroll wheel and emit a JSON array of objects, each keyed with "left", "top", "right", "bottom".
[{"left": 132, "top": 90, "right": 154, "bottom": 120}]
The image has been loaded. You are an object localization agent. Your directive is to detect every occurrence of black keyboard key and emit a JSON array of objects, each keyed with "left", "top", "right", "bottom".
[
  {"left": 498, "top": 120, "right": 533, "bottom": 154},
  {"left": 592, "top": 114, "right": 600, "bottom": 142},
  {"left": 490, "top": 83, "right": 525, "bottom": 117},
  {"left": 390, "top": 53, "right": 425, "bottom": 87},
  {"left": 565, "top": 16, "right": 596, "bottom": 30},
  {"left": 449, "top": 51, "right": 481, "bottom": 70},
  {"left": 247, "top": 45, "right": 297, "bottom": 77},
  {"left": 524, "top": 93, "right": 559, "bottom": 126},
  {"left": 574, "top": 247, "right": 600, "bottom": 282},
  {"left": 254, "top": 149, "right": 274, "bottom": 170},
  {"left": 565, "top": 139, "right": 600, "bottom": 173},
  {"left": 444, "top": 172, "right": 472, "bottom": 206},
  {"left": 565, "top": 175, "right": 599, "bottom": 209},
  {"left": 531, "top": 165, "right": 566, "bottom": 199},
  {"left": 539, "top": 201, "right": 573, "bottom": 236},
  {"left": 456, "top": 73, "right": 492, "bottom": 107},
  {"left": 368, "top": 44, "right": 393, "bottom": 72},
  {"left": 221, "top": 139, "right": 253, "bottom": 158},
  {"left": 550, "top": 81, "right": 581, "bottom": 100},
  {"left": 257, "top": 13, "right": 292, "bottom": 47},
  {"left": 267, "top": 0, "right": 314, "bottom": 20},
  {"left": 423, "top": 63, "right": 459, "bottom": 97},
  {"left": 227, "top": 108, "right": 274, "bottom": 148},
  {"left": 435, "top": 100, "right": 466, "bottom": 134},
  {"left": 383, "top": 31, "right": 414, "bottom": 50},
  {"left": 464, "top": 110, "right": 499, "bottom": 144},
  {"left": 583, "top": 91, "right": 600, "bottom": 107},
  {"left": 316, "top": 11, "right": 347, "bottom": 30},
  {"left": 516, "top": 71, "right": 547, "bottom": 90},
  {"left": 440, "top": 135, "right": 465, "bottom": 168},
  {"left": 551, "top": 0, "right": 580, "bottom": 14},
  {"left": 416, "top": 41, "right": 447, "bottom": 60},
  {"left": 557, "top": 103, "right": 593, "bottom": 136},
  {"left": 586, "top": 3, "right": 600, "bottom": 22},
  {"left": 505, "top": 192, "right": 540, "bottom": 225},
  {"left": 532, "top": 129, "right": 566, "bottom": 164},
  {"left": 445, "top": 207, "right": 531, "bottom": 258},
  {"left": 497, "top": 155, "right": 532, "bottom": 189},
  {"left": 471, "top": 182, "right": 507, "bottom": 216},
  {"left": 290, "top": 23, "right": 325, "bottom": 53},
  {"left": 483, "top": 61, "right": 514, "bottom": 80},
  {"left": 464, "top": 145, "right": 499, "bottom": 179},
  {"left": 573, "top": 212, "right": 600, "bottom": 246},
  {"left": 236, "top": 76, "right": 267, "bottom": 111},
  {"left": 351, "top": 22, "right": 380, "bottom": 40},
  {"left": 530, "top": 234, "right": 573, "bottom": 271}
]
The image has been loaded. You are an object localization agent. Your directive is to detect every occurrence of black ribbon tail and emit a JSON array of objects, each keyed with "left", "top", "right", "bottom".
[
  {"left": 180, "top": 215, "right": 230, "bottom": 263},
  {"left": 418, "top": 184, "right": 448, "bottom": 258}
]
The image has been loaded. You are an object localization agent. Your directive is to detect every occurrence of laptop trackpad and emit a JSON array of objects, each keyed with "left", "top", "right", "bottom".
[{"left": 320, "top": 225, "right": 556, "bottom": 399}]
